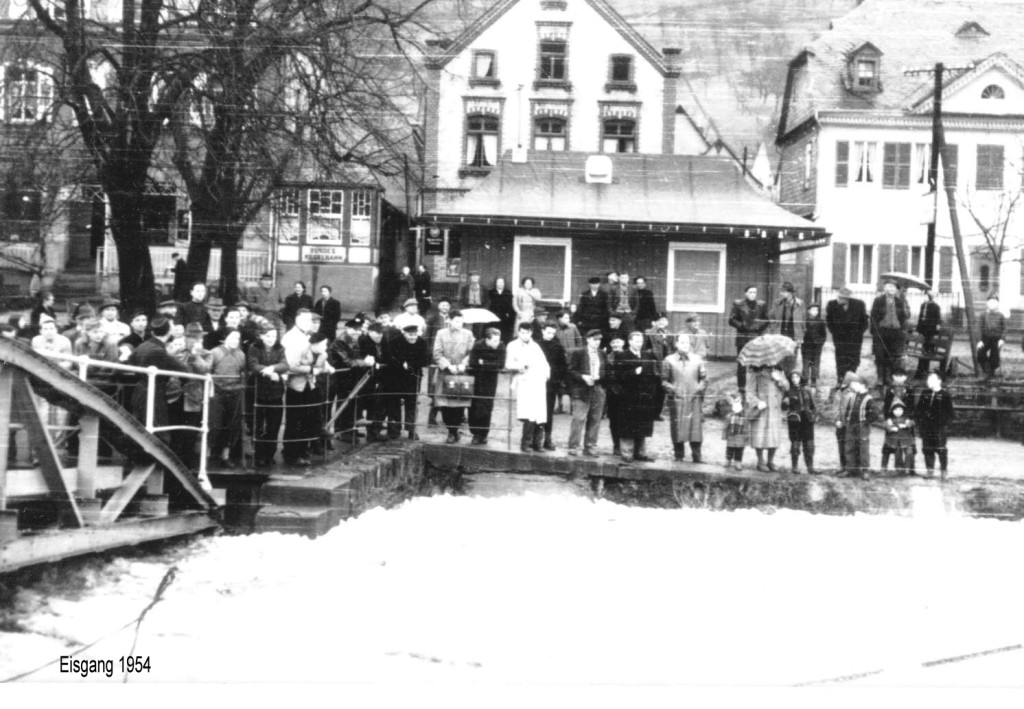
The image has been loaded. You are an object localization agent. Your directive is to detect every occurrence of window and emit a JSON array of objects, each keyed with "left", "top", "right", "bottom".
[
  {"left": 666, "top": 243, "right": 727, "bottom": 312},
  {"left": 1, "top": 189, "right": 41, "bottom": 222},
  {"left": 941, "top": 143, "right": 959, "bottom": 187},
  {"left": 835, "top": 141, "right": 850, "bottom": 186},
  {"left": 470, "top": 51, "right": 498, "bottom": 86},
  {"left": 533, "top": 117, "right": 566, "bottom": 151},
  {"left": 609, "top": 55, "right": 633, "bottom": 83},
  {"left": 882, "top": 142, "right": 911, "bottom": 189},
  {"left": 856, "top": 59, "right": 877, "bottom": 90},
  {"left": 465, "top": 114, "right": 499, "bottom": 167},
  {"left": 976, "top": 144, "right": 1004, "bottom": 190},
  {"left": 350, "top": 190, "right": 372, "bottom": 247},
  {"left": 308, "top": 189, "right": 343, "bottom": 217},
  {"left": 513, "top": 236, "right": 572, "bottom": 303},
  {"left": 979, "top": 264, "right": 990, "bottom": 292},
  {"left": 915, "top": 143, "right": 930, "bottom": 184},
  {"left": 853, "top": 141, "right": 878, "bottom": 183},
  {"left": 848, "top": 244, "right": 874, "bottom": 285},
  {"left": 602, "top": 119, "right": 635, "bottom": 153},
  {"left": 4, "top": 65, "right": 54, "bottom": 123},
  {"left": 538, "top": 40, "right": 566, "bottom": 81},
  {"left": 280, "top": 189, "right": 300, "bottom": 217},
  {"left": 981, "top": 84, "right": 1005, "bottom": 99},
  {"left": 910, "top": 246, "right": 924, "bottom": 279}
]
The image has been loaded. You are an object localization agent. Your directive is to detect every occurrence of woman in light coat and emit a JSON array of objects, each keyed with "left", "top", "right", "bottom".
[
  {"left": 747, "top": 364, "right": 789, "bottom": 472},
  {"left": 514, "top": 276, "right": 542, "bottom": 332},
  {"left": 661, "top": 336, "right": 707, "bottom": 463},
  {"left": 505, "top": 321, "right": 551, "bottom": 452}
]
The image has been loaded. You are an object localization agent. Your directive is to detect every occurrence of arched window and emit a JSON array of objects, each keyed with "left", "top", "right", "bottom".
[
  {"left": 602, "top": 119, "right": 635, "bottom": 153},
  {"left": 534, "top": 117, "right": 566, "bottom": 151},
  {"left": 466, "top": 114, "right": 499, "bottom": 167},
  {"left": 979, "top": 264, "right": 990, "bottom": 291},
  {"left": 981, "top": 84, "right": 1005, "bottom": 100}
]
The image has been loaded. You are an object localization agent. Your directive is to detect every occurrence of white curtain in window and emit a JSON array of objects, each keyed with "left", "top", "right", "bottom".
[
  {"left": 476, "top": 54, "right": 493, "bottom": 78},
  {"left": 482, "top": 133, "right": 497, "bottom": 166},
  {"left": 602, "top": 138, "right": 619, "bottom": 153},
  {"left": 853, "top": 141, "right": 877, "bottom": 182},
  {"left": 915, "top": 143, "right": 930, "bottom": 184}
]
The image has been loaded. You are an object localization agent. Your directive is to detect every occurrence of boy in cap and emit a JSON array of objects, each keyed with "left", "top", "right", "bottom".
[
  {"left": 836, "top": 373, "right": 876, "bottom": 477},
  {"left": 801, "top": 303, "right": 826, "bottom": 387},
  {"left": 881, "top": 399, "right": 916, "bottom": 475},
  {"left": 682, "top": 313, "right": 708, "bottom": 359},
  {"left": 783, "top": 369, "right": 816, "bottom": 474}
]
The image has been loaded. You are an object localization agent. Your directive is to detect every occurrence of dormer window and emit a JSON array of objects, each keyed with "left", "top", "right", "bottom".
[
  {"left": 981, "top": 84, "right": 1005, "bottom": 100},
  {"left": 955, "top": 21, "right": 989, "bottom": 39},
  {"left": 847, "top": 42, "right": 883, "bottom": 94}
]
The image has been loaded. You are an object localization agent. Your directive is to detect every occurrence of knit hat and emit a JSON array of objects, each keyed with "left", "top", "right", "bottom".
[
  {"left": 150, "top": 317, "right": 171, "bottom": 337},
  {"left": 403, "top": 298, "right": 418, "bottom": 308}
]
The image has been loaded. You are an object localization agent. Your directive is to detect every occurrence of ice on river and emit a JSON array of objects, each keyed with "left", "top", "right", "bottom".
[{"left": 3, "top": 493, "right": 1024, "bottom": 687}]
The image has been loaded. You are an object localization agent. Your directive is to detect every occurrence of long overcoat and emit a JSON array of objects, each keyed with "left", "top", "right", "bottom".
[
  {"left": 505, "top": 338, "right": 550, "bottom": 422},
  {"left": 432, "top": 326, "right": 475, "bottom": 407},
  {"left": 746, "top": 366, "right": 789, "bottom": 449},
  {"left": 613, "top": 348, "right": 660, "bottom": 439},
  {"left": 662, "top": 352, "right": 707, "bottom": 443}
]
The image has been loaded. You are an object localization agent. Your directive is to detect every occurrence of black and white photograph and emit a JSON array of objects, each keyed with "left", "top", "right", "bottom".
[{"left": 1, "top": 0, "right": 1024, "bottom": 700}]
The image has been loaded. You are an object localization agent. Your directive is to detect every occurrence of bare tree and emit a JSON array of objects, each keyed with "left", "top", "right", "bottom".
[
  {"left": 958, "top": 160, "right": 1024, "bottom": 297},
  {"left": 167, "top": 0, "right": 436, "bottom": 304}
]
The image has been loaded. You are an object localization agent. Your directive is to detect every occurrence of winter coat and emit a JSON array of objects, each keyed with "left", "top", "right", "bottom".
[
  {"left": 613, "top": 348, "right": 661, "bottom": 438},
  {"left": 313, "top": 297, "right": 342, "bottom": 339},
  {"left": 281, "top": 293, "right": 314, "bottom": 328},
  {"left": 247, "top": 340, "right": 288, "bottom": 402},
  {"left": 505, "top": 338, "right": 550, "bottom": 422},
  {"left": 126, "top": 337, "right": 189, "bottom": 429},
  {"left": 576, "top": 289, "right": 609, "bottom": 334},
  {"left": 914, "top": 388, "right": 953, "bottom": 449},
  {"left": 662, "top": 352, "right": 706, "bottom": 443},
  {"left": 768, "top": 296, "right": 806, "bottom": 342},
  {"left": 884, "top": 415, "right": 917, "bottom": 451},
  {"left": 825, "top": 298, "right": 868, "bottom": 347},
  {"left": 746, "top": 366, "right": 789, "bottom": 449},
  {"left": 467, "top": 340, "right": 505, "bottom": 397},
  {"left": 433, "top": 326, "right": 475, "bottom": 407},
  {"left": 728, "top": 298, "right": 769, "bottom": 350},
  {"left": 537, "top": 336, "right": 567, "bottom": 389},
  {"left": 381, "top": 336, "right": 430, "bottom": 394},
  {"left": 556, "top": 322, "right": 583, "bottom": 356},
  {"left": 644, "top": 328, "right": 675, "bottom": 362},
  {"left": 916, "top": 301, "right": 942, "bottom": 338},
  {"left": 566, "top": 346, "right": 609, "bottom": 399}
]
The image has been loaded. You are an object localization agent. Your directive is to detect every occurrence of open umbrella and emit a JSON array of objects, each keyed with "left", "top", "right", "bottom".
[
  {"left": 737, "top": 334, "right": 798, "bottom": 368},
  {"left": 459, "top": 308, "right": 500, "bottom": 325},
  {"left": 879, "top": 271, "right": 932, "bottom": 292}
]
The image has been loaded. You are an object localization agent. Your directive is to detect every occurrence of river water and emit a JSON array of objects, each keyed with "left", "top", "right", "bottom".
[{"left": 2, "top": 477, "right": 1024, "bottom": 688}]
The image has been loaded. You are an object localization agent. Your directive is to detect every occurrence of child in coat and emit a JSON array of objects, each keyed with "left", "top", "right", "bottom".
[
  {"left": 882, "top": 400, "right": 916, "bottom": 475},
  {"left": 722, "top": 391, "right": 749, "bottom": 470},
  {"left": 783, "top": 370, "right": 817, "bottom": 474},
  {"left": 801, "top": 303, "right": 827, "bottom": 387},
  {"left": 836, "top": 374, "right": 876, "bottom": 478}
]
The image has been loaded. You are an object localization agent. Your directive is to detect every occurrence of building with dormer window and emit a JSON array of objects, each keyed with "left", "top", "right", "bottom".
[{"left": 777, "top": 0, "right": 1024, "bottom": 315}]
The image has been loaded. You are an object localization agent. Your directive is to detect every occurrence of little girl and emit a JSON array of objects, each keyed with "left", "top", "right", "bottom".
[
  {"left": 722, "top": 392, "right": 749, "bottom": 470},
  {"left": 882, "top": 400, "right": 917, "bottom": 475}
]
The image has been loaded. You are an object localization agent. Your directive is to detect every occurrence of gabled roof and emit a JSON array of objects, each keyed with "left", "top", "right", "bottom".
[
  {"left": 909, "top": 52, "right": 1024, "bottom": 113},
  {"left": 778, "top": 0, "right": 1024, "bottom": 138},
  {"left": 426, "top": 151, "right": 824, "bottom": 234},
  {"left": 427, "top": 0, "right": 674, "bottom": 76}
]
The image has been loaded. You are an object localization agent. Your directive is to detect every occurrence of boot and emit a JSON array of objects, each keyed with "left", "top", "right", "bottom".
[
  {"left": 543, "top": 427, "right": 556, "bottom": 451},
  {"left": 939, "top": 449, "right": 949, "bottom": 481},
  {"left": 673, "top": 442, "right": 685, "bottom": 462},
  {"left": 791, "top": 451, "right": 800, "bottom": 473},
  {"left": 767, "top": 448, "right": 777, "bottom": 472},
  {"left": 532, "top": 423, "right": 545, "bottom": 452},
  {"left": 691, "top": 442, "right": 702, "bottom": 464},
  {"left": 755, "top": 449, "right": 767, "bottom": 472},
  {"left": 805, "top": 444, "right": 816, "bottom": 475},
  {"left": 633, "top": 438, "right": 653, "bottom": 462},
  {"left": 520, "top": 421, "right": 534, "bottom": 452}
]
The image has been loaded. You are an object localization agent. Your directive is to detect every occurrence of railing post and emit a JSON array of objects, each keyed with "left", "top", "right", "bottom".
[
  {"left": 198, "top": 375, "right": 212, "bottom": 489},
  {"left": 145, "top": 366, "right": 158, "bottom": 431}
]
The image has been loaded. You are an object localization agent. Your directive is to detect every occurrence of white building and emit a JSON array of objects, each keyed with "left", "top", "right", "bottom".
[{"left": 777, "top": 0, "right": 1024, "bottom": 316}]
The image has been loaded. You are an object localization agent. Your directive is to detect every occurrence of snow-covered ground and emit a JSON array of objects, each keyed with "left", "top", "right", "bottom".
[{"left": 2, "top": 488, "right": 1024, "bottom": 689}]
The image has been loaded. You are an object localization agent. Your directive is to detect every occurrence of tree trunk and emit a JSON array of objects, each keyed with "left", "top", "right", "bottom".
[
  {"left": 108, "top": 192, "right": 155, "bottom": 314},
  {"left": 218, "top": 235, "right": 240, "bottom": 306},
  {"left": 185, "top": 237, "right": 213, "bottom": 294}
]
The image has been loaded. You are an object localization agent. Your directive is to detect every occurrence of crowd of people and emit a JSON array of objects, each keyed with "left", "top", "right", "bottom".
[{"left": 8, "top": 268, "right": 1009, "bottom": 479}]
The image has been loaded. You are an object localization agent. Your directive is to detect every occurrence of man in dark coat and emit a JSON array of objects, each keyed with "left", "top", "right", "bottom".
[
  {"left": 459, "top": 271, "right": 491, "bottom": 338},
  {"left": 328, "top": 319, "right": 370, "bottom": 442},
  {"left": 125, "top": 317, "right": 190, "bottom": 444},
  {"left": 357, "top": 322, "right": 387, "bottom": 441},
  {"left": 172, "top": 253, "right": 190, "bottom": 302},
  {"left": 467, "top": 328, "right": 505, "bottom": 445},
  {"left": 602, "top": 314, "right": 629, "bottom": 352},
  {"left": 487, "top": 277, "right": 516, "bottom": 342},
  {"left": 381, "top": 324, "right": 431, "bottom": 439},
  {"left": 825, "top": 286, "right": 869, "bottom": 383},
  {"left": 870, "top": 279, "right": 911, "bottom": 386},
  {"left": 630, "top": 276, "right": 659, "bottom": 333},
  {"left": 914, "top": 290, "right": 943, "bottom": 379},
  {"left": 566, "top": 329, "right": 608, "bottom": 456},
  {"left": 576, "top": 276, "right": 609, "bottom": 335},
  {"left": 314, "top": 285, "right": 342, "bottom": 341},
  {"left": 613, "top": 331, "right": 660, "bottom": 462},
  {"left": 914, "top": 369, "right": 954, "bottom": 479},
  {"left": 728, "top": 285, "right": 769, "bottom": 394},
  {"left": 414, "top": 263, "right": 432, "bottom": 317},
  {"left": 178, "top": 281, "right": 214, "bottom": 332},
  {"left": 537, "top": 321, "right": 567, "bottom": 451}
]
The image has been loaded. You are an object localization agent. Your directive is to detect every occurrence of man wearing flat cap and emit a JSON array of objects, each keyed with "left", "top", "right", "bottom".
[
  {"left": 392, "top": 297, "right": 426, "bottom": 338},
  {"left": 247, "top": 271, "right": 282, "bottom": 316},
  {"left": 870, "top": 279, "right": 910, "bottom": 386},
  {"left": 565, "top": 328, "right": 608, "bottom": 456},
  {"left": 826, "top": 286, "right": 869, "bottom": 383},
  {"left": 576, "top": 276, "right": 609, "bottom": 335}
]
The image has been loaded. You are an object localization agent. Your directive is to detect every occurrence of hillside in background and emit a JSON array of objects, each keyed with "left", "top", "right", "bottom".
[{"left": 423, "top": 0, "right": 861, "bottom": 170}]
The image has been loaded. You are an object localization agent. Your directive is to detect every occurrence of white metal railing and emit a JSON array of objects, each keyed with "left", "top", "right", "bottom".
[
  {"left": 42, "top": 350, "right": 214, "bottom": 490},
  {"left": 96, "top": 246, "right": 270, "bottom": 284},
  {"left": 0, "top": 242, "right": 42, "bottom": 271}
]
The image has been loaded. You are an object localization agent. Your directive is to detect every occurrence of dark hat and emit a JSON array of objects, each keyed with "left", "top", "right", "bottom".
[
  {"left": 345, "top": 319, "right": 361, "bottom": 329},
  {"left": 587, "top": 276, "right": 601, "bottom": 284},
  {"left": 158, "top": 299, "right": 178, "bottom": 309},
  {"left": 73, "top": 303, "right": 97, "bottom": 320},
  {"left": 100, "top": 298, "right": 120, "bottom": 310},
  {"left": 403, "top": 298, "right": 418, "bottom": 308},
  {"left": 367, "top": 322, "right": 385, "bottom": 334},
  {"left": 685, "top": 312, "right": 700, "bottom": 323},
  {"left": 781, "top": 281, "right": 795, "bottom": 293},
  {"left": 258, "top": 321, "right": 277, "bottom": 334},
  {"left": 309, "top": 332, "right": 329, "bottom": 345},
  {"left": 449, "top": 309, "right": 463, "bottom": 319},
  {"left": 260, "top": 271, "right": 273, "bottom": 279},
  {"left": 609, "top": 333, "right": 625, "bottom": 342},
  {"left": 807, "top": 302, "right": 821, "bottom": 312},
  {"left": 184, "top": 322, "right": 206, "bottom": 337},
  {"left": 150, "top": 317, "right": 171, "bottom": 337},
  {"left": 126, "top": 307, "right": 148, "bottom": 321},
  {"left": 401, "top": 324, "right": 420, "bottom": 333},
  {"left": 585, "top": 328, "right": 603, "bottom": 339}
]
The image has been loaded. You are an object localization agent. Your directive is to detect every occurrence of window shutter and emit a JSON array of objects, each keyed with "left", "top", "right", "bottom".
[
  {"left": 878, "top": 243, "right": 892, "bottom": 278},
  {"left": 1019, "top": 259, "right": 1024, "bottom": 297},
  {"left": 893, "top": 244, "right": 909, "bottom": 272},
  {"left": 938, "top": 246, "right": 953, "bottom": 293},
  {"left": 832, "top": 242, "right": 848, "bottom": 288}
]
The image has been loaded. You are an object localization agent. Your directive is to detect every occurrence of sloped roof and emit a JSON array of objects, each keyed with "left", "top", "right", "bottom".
[
  {"left": 780, "top": 0, "right": 1024, "bottom": 136},
  {"left": 427, "top": 0, "right": 673, "bottom": 76},
  {"left": 426, "top": 151, "right": 824, "bottom": 233}
]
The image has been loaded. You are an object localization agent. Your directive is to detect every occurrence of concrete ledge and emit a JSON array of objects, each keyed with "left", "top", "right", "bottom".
[{"left": 253, "top": 506, "right": 335, "bottom": 538}]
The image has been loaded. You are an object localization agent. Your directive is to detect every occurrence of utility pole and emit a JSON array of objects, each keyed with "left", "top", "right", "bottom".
[{"left": 906, "top": 62, "right": 980, "bottom": 374}]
